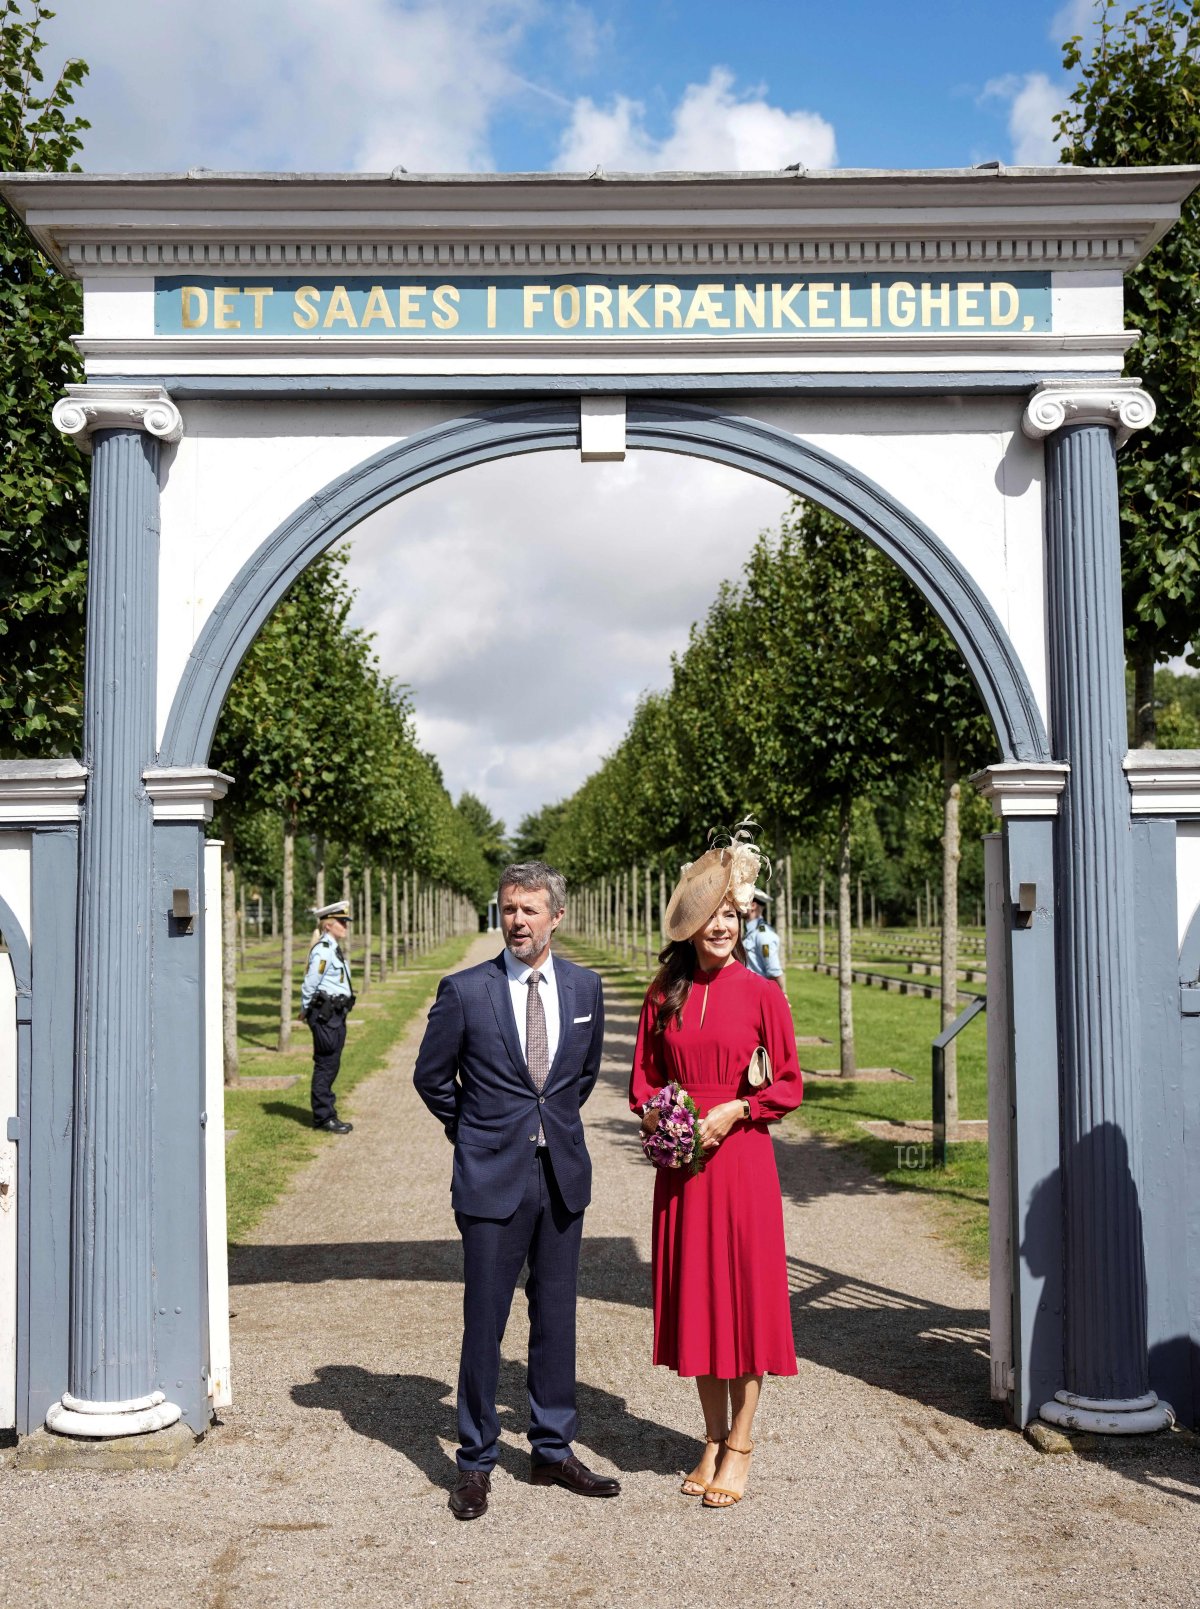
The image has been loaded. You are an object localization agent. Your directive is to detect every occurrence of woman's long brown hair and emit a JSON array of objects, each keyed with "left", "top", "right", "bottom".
[{"left": 649, "top": 932, "right": 748, "bottom": 1034}]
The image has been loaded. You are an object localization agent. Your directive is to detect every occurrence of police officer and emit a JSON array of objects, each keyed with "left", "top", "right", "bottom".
[
  {"left": 301, "top": 900, "right": 356, "bottom": 1133},
  {"left": 744, "top": 890, "right": 786, "bottom": 992}
]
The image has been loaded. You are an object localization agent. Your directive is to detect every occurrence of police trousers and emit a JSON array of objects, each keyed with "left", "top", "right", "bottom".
[{"left": 309, "top": 1012, "right": 347, "bottom": 1123}]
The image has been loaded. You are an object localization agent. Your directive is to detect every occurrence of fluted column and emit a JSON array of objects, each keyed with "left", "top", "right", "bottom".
[
  {"left": 47, "top": 389, "right": 184, "bottom": 1438},
  {"left": 1024, "top": 380, "right": 1172, "bottom": 1434}
]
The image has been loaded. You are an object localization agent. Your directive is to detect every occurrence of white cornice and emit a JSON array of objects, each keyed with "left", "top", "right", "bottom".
[
  {"left": 143, "top": 766, "right": 232, "bottom": 822},
  {"left": 1124, "top": 750, "right": 1200, "bottom": 816},
  {"left": 2, "top": 165, "right": 1196, "bottom": 279},
  {"left": 52, "top": 384, "right": 183, "bottom": 451},
  {"left": 0, "top": 759, "right": 86, "bottom": 823},
  {"left": 1022, "top": 379, "right": 1156, "bottom": 446},
  {"left": 971, "top": 762, "right": 1071, "bottom": 817},
  {"left": 73, "top": 331, "right": 1139, "bottom": 362},
  {"left": 55, "top": 233, "right": 1145, "bottom": 274}
]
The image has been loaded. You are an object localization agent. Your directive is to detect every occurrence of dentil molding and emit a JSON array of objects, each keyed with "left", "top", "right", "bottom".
[
  {"left": 1021, "top": 379, "right": 1156, "bottom": 447},
  {"left": 52, "top": 384, "right": 183, "bottom": 451}
]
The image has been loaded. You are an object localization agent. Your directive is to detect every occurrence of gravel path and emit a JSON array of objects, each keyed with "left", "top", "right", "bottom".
[{"left": 3, "top": 933, "right": 1199, "bottom": 1607}]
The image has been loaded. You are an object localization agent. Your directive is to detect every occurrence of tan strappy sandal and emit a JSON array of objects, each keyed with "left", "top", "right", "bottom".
[
  {"left": 680, "top": 1431, "right": 727, "bottom": 1497},
  {"left": 702, "top": 1441, "right": 753, "bottom": 1508}
]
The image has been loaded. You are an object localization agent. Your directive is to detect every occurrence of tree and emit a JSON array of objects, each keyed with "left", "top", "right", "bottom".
[
  {"left": 456, "top": 791, "right": 509, "bottom": 889},
  {"left": 213, "top": 548, "right": 391, "bottom": 1055},
  {"left": 0, "top": 2, "right": 89, "bottom": 755},
  {"left": 1057, "top": 0, "right": 1200, "bottom": 744}
]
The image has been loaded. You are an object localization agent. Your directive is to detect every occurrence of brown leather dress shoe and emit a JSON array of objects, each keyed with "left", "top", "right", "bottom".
[
  {"left": 530, "top": 1454, "right": 620, "bottom": 1497},
  {"left": 448, "top": 1469, "right": 491, "bottom": 1519}
]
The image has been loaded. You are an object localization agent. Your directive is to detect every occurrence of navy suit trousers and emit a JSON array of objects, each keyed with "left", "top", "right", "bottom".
[{"left": 455, "top": 1147, "right": 583, "bottom": 1471}]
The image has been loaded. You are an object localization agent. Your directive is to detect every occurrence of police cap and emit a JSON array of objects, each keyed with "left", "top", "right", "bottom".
[{"left": 312, "top": 900, "right": 352, "bottom": 921}]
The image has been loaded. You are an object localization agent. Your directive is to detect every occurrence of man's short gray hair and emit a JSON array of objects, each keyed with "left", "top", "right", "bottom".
[{"left": 498, "top": 860, "right": 567, "bottom": 913}]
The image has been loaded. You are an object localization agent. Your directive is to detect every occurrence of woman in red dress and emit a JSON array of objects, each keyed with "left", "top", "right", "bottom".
[{"left": 630, "top": 833, "right": 802, "bottom": 1509}]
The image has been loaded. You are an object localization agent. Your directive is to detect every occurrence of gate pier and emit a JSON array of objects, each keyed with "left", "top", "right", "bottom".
[
  {"left": 1026, "top": 381, "right": 1173, "bottom": 1434},
  {"left": 46, "top": 395, "right": 187, "bottom": 1441}
]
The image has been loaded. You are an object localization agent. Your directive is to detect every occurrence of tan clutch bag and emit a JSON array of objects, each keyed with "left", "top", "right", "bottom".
[{"left": 747, "top": 1045, "right": 773, "bottom": 1088}]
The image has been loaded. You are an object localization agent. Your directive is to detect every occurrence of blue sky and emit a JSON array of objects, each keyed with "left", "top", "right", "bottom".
[
  {"left": 52, "top": 0, "right": 1117, "bottom": 828},
  {"left": 58, "top": 0, "right": 1095, "bottom": 176}
]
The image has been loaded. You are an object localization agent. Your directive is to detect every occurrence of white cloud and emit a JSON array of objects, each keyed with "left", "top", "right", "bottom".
[
  {"left": 555, "top": 67, "right": 836, "bottom": 173},
  {"left": 342, "top": 451, "right": 792, "bottom": 831},
  {"left": 981, "top": 71, "right": 1066, "bottom": 165},
  {"left": 52, "top": 0, "right": 541, "bottom": 172},
  {"left": 1051, "top": 0, "right": 1140, "bottom": 45}
]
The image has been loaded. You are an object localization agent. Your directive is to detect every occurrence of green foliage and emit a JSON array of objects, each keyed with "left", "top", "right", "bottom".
[
  {"left": 0, "top": 2, "right": 89, "bottom": 754},
  {"left": 212, "top": 546, "right": 492, "bottom": 906},
  {"left": 1057, "top": 0, "right": 1200, "bottom": 670},
  {"left": 546, "top": 497, "right": 994, "bottom": 913},
  {"left": 456, "top": 790, "right": 509, "bottom": 887}
]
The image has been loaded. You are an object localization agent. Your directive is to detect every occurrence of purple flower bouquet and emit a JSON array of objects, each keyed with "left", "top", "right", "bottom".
[{"left": 640, "top": 1082, "right": 705, "bottom": 1175}]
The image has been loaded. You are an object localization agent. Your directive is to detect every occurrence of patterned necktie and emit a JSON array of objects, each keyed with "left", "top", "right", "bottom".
[{"left": 527, "top": 970, "right": 549, "bottom": 1144}]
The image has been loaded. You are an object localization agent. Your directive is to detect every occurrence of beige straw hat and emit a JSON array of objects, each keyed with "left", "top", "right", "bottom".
[{"left": 663, "top": 821, "right": 768, "bottom": 943}]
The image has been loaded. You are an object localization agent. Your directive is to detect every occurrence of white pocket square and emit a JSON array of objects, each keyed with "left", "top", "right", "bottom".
[{"left": 573, "top": 1014, "right": 592, "bottom": 1023}]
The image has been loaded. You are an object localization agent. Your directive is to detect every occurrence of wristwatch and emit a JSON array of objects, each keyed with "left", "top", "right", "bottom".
[{"left": 741, "top": 1098, "right": 752, "bottom": 1122}]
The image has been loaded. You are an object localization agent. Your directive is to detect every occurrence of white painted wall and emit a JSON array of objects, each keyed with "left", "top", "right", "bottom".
[
  {"left": 0, "top": 835, "right": 32, "bottom": 949},
  {"left": 0, "top": 951, "right": 15, "bottom": 1430},
  {"left": 1177, "top": 821, "right": 1200, "bottom": 954},
  {"left": 0, "top": 836, "right": 31, "bottom": 1431},
  {"left": 156, "top": 393, "right": 1048, "bottom": 746}
]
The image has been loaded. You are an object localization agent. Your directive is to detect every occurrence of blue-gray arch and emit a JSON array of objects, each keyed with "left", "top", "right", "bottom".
[
  {"left": 0, "top": 893, "right": 31, "bottom": 1003},
  {"left": 159, "top": 399, "right": 1051, "bottom": 768}
]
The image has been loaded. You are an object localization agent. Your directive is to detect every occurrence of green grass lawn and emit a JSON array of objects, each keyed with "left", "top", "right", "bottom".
[
  {"left": 783, "top": 964, "right": 990, "bottom": 1272},
  {"left": 222, "top": 933, "right": 476, "bottom": 1240},
  {"left": 561, "top": 936, "right": 991, "bottom": 1274}
]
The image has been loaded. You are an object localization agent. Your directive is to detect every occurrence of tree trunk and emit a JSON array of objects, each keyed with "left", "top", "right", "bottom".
[
  {"left": 856, "top": 873, "right": 863, "bottom": 932},
  {"left": 391, "top": 868, "right": 399, "bottom": 970},
  {"left": 363, "top": 864, "right": 373, "bottom": 993},
  {"left": 237, "top": 879, "right": 246, "bottom": 967},
  {"left": 378, "top": 867, "right": 387, "bottom": 983},
  {"left": 270, "top": 885, "right": 277, "bottom": 939},
  {"left": 1133, "top": 648, "right": 1157, "bottom": 748},
  {"left": 817, "top": 867, "right": 827, "bottom": 966},
  {"left": 222, "top": 830, "right": 239, "bottom": 1084},
  {"left": 837, "top": 802, "right": 855, "bottom": 1077},
  {"left": 278, "top": 814, "right": 296, "bottom": 1053},
  {"left": 941, "top": 737, "right": 961, "bottom": 1132},
  {"left": 314, "top": 833, "right": 326, "bottom": 911}
]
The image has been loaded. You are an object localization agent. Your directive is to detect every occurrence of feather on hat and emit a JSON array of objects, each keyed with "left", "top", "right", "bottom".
[{"left": 663, "top": 820, "right": 769, "bottom": 942}]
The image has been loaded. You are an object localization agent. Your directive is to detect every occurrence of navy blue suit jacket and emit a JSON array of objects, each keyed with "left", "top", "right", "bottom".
[{"left": 413, "top": 951, "right": 605, "bottom": 1218}]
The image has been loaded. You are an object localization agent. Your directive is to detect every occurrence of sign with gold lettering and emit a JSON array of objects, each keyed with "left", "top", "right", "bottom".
[{"left": 154, "top": 272, "right": 1052, "bottom": 337}]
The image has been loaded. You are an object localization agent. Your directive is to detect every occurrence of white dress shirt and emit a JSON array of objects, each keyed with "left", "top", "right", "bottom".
[{"left": 502, "top": 946, "right": 561, "bottom": 1069}]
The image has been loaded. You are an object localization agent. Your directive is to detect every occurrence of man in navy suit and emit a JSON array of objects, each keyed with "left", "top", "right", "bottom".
[{"left": 413, "top": 860, "right": 619, "bottom": 1520}]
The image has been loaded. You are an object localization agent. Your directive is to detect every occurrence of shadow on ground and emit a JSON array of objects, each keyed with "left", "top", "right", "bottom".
[
  {"left": 230, "top": 1235, "right": 655, "bottom": 1309},
  {"left": 290, "top": 1359, "right": 697, "bottom": 1483}
]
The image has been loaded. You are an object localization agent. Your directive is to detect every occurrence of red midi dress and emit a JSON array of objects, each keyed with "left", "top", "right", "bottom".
[{"left": 629, "top": 960, "right": 803, "bottom": 1379}]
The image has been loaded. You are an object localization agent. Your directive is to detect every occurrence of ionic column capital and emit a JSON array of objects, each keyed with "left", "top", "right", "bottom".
[
  {"left": 1021, "top": 380, "right": 1156, "bottom": 449},
  {"left": 52, "top": 384, "right": 183, "bottom": 453}
]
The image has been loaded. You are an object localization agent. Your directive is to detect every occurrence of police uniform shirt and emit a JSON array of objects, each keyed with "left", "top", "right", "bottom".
[
  {"left": 744, "top": 915, "right": 784, "bottom": 980},
  {"left": 301, "top": 931, "right": 353, "bottom": 1012}
]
